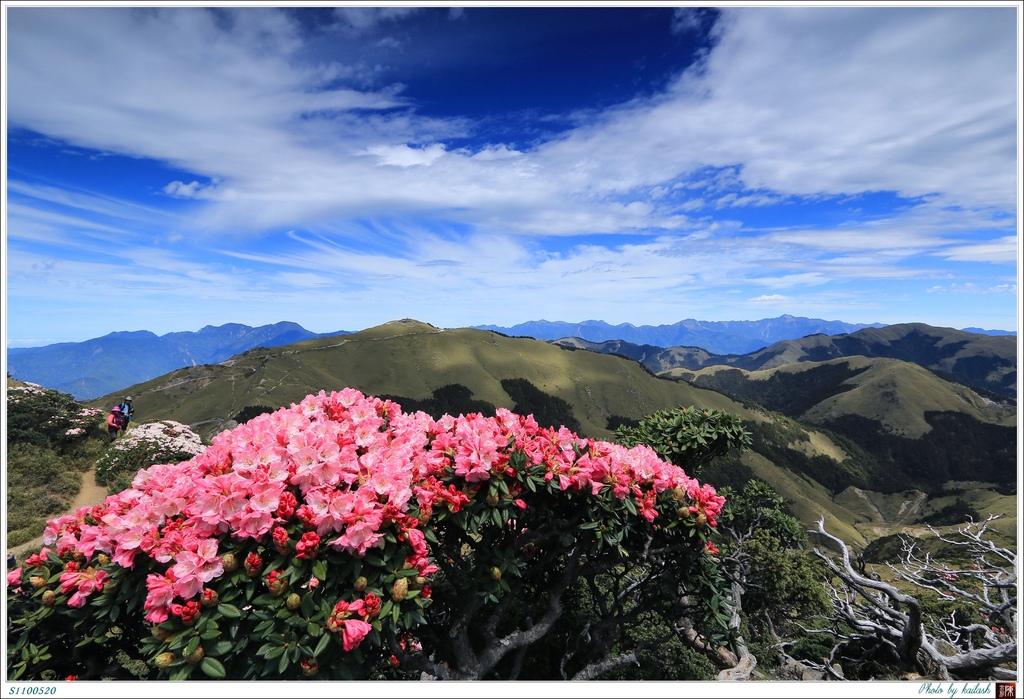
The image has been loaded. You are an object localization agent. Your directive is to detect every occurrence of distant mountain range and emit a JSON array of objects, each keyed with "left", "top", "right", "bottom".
[
  {"left": 556, "top": 322, "right": 1018, "bottom": 399},
  {"left": 7, "top": 322, "right": 350, "bottom": 400},
  {"left": 476, "top": 316, "right": 1016, "bottom": 355},
  {"left": 476, "top": 315, "right": 892, "bottom": 355},
  {"left": 7, "top": 315, "right": 1015, "bottom": 401}
]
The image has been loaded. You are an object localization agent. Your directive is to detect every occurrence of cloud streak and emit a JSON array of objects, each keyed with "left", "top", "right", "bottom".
[{"left": 3, "top": 5, "right": 1018, "bottom": 344}]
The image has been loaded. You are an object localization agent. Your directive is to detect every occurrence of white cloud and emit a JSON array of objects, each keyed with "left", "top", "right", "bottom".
[
  {"left": 926, "top": 282, "right": 1018, "bottom": 295},
  {"left": 7, "top": 6, "right": 1016, "bottom": 241},
  {"left": 364, "top": 143, "right": 448, "bottom": 168},
  {"left": 3, "top": 7, "right": 1018, "bottom": 340},
  {"left": 936, "top": 236, "right": 1017, "bottom": 264},
  {"left": 162, "top": 180, "right": 208, "bottom": 198}
]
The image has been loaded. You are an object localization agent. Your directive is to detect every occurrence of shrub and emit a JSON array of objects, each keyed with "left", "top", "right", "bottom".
[
  {"left": 93, "top": 421, "right": 206, "bottom": 494},
  {"left": 6, "top": 383, "right": 104, "bottom": 449},
  {"left": 6, "top": 389, "right": 729, "bottom": 681},
  {"left": 615, "top": 406, "right": 751, "bottom": 476},
  {"left": 5, "top": 384, "right": 107, "bottom": 547}
]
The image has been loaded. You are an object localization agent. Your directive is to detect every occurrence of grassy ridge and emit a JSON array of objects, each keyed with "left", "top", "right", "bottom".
[
  {"left": 672, "top": 356, "right": 1014, "bottom": 437},
  {"left": 77, "top": 320, "right": 1016, "bottom": 547},
  {"left": 90, "top": 321, "right": 744, "bottom": 441}
]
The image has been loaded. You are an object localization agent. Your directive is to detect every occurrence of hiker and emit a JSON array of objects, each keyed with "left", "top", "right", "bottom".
[
  {"left": 107, "top": 405, "right": 124, "bottom": 441},
  {"left": 7, "top": 551, "right": 15, "bottom": 569},
  {"left": 118, "top": 396, "right": 135, "bottom": 435}
]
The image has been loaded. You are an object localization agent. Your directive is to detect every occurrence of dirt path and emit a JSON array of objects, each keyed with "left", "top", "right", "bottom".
[{"left": 10, "top": 467, "right": 110, "bottom": 563}]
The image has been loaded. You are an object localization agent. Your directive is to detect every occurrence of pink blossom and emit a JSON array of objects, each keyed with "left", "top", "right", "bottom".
[
  {"left": 7, "top": 567, "right": 23, "bottom": 592},
  {"left": 341, "top": 618, "right": 373, "bottom": 651},
  {"left": 22, "top": 387, "right": 725, "bottom": 643}
]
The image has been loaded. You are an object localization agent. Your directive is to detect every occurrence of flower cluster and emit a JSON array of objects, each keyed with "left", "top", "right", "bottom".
[
  {"left": 113, "top": 420, "right": 205, "bottom": 459},
  {"left": 9, "top": 388, "right": 726, "bottom": 680},
  {"left": 6, "top": 383, "right": 48, "bottom": 401},
  {"left": 93, "top": 420, "right": 206, "bottom": 492}
]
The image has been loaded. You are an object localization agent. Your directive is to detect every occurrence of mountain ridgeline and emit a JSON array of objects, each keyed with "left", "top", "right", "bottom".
[
  {"left": 7, "top": 322, "right": 351, "bottom": 400},
  {"left": 557, "top": 322, "right": 1017, "bottom": 400},
  {"left": 475, "top": 314, "right": 888, "bottom": 355},
  {"left": 83, "top": 318, "right": 1017, "bottom": 549}
]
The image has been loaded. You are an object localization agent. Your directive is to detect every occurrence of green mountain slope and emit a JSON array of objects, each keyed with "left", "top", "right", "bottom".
[
  {"left": 672, "top": 356, "right": 1014, "bottom": 437},
  {"left": 566, "top": 322, "right": 1017, "bottom": 399},
  {"left": 89, "top": 319, "right": 745, "bottom": 441},
  {"left": 83, "top": 319, "right": 1015, "bottom": 549},
  {"left": 667, "top": 356, "right": 1017, "bottom": 490}
]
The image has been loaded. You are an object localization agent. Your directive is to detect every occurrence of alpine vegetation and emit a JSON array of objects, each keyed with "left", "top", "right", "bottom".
[{"left": 7, "top": 388, "right": 732, "bottom": 680}]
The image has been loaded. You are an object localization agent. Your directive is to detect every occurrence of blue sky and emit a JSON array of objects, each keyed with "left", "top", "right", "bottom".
[{"left": 3, "top": 3, "right": 1021, "bottom": 349}]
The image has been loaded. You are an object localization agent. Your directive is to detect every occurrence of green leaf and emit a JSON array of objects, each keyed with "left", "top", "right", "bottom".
[
  {"left": 277, "top": 648, "right": 290, "bottom": 675},
  {"left": 307, "top": 621, "right": 321, "bottom": 637},
  {"left": 217, "top": 602, "right": 241, "bottom": 618},
  {"left": 200, "top": 656, "right": 227, "bottom": 679},
  {"left": 312, "top": 560, "right": 327, "bottom": 581},
  {"left": 184, "top": 634, "right": 201, "bottom": 657},
  {"left": 313, "top": 632, "right": 331, "bottom": 658},
  {"left": 169, "top": 664, "right": 193, "bottom": 681},
  {"left": 207, "top": 640, "right": 234, "bottom": 657}
]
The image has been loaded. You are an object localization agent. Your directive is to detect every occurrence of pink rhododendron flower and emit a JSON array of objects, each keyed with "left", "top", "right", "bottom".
[
  {"left": 7, "top": 567, "right": 24, "bottom": 592},
  {"left": 340, "top": 618, "right": 373, "bottom": 651},
  {"left": 21, "top": 387, "right": 724, "bottom": 661}
]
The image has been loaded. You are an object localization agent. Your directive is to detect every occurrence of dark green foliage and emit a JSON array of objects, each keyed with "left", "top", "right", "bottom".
[
  {"left": 819, "top": 411, "right": 1016, "bottom": 490},
  {"left": 697, "top": 452, "right": 756, "bottom": 493},
  {"left": 500, "top": 378, "right": 580, "bottom": 432},
  {"left": 861, "top": 533, "right": 922, "bottom": 564},
  {"left": 605, "top": 414, "right": 639, "bottom": 431},
  {"left": 6, "top": 385, "right": 104, "bottom": 448},
  {"left": 5, "top": 385, "right": 107, "bottom": 546},
  {"left": 716, "top": 481, "right": 831, "bottom": 633},
  {"left": 921, "top": 498, "right": 982, "bottom": 527},
  {"left": 605, "top": 610, "right": 718, "bottom": 680},
  {"left": 739, "top": 413, "right": 901, "bottom": 494},
  {"left": 789, "top": 634, "right": 837, "bottom": 665},
  {"left": 689, "top": 362, "right": 870, "bottom": 417},
  {"left": 948, "top": 356, "right": 1016, "bottom": 399},
  {"left": 232, "top": 404, "right": 278, "bottom": 424},
  {"left": 614, "top": 406, "right": 751, "bottom": 476},
  {"left": 379, "top": 383, "right": 496, "bottom": 420}
]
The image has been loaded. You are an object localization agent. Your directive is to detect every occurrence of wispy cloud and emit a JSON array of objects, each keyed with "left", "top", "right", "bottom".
[{"left": 3, "top": 6, "right": 1018, "bottom": 344}]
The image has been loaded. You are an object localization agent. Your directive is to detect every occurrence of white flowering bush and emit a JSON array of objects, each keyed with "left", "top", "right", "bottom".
[
  {"left": 93, "top": 421, "right": 206, "bottom": 494},
  {"left": 6, "top": 383, "right": 104, "bottom": 448},
  {"left": 6, "top": 382, "right": 108, "bottom": 546}
]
